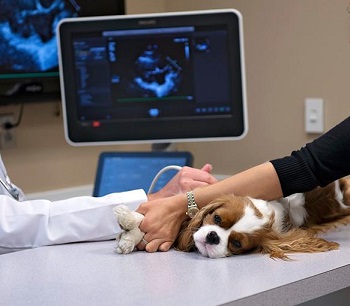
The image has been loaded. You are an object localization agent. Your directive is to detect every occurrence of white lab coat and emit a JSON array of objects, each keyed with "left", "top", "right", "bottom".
[{"left": 0, "top": 156, "right": 147, "bottom": 254}]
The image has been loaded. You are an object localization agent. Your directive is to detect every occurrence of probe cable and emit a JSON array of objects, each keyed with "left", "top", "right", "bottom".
[{"left": 147, "top": 165, "right": 182, "bottom": 194}]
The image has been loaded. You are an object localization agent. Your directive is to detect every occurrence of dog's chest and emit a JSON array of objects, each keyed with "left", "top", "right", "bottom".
[
  {"left": 267, "top": 200, "right": 290, "bottom": 232},
  {"left": 272, "top": 194, "right": 308, "bottom": 230}
]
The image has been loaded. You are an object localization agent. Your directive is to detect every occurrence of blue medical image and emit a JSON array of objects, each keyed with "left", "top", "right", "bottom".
[
  {"left": 113, "top": 37, "right": 193, "bottom": 101},
  {"left": 132, "top": 44, "right": 183, "bottom": 98},
  {"left": 0, "top": 0, "right": 76, "bottom": 72}
]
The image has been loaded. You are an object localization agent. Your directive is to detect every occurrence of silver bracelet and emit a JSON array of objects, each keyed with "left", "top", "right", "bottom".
[{"left": 186, "top": 191, "right": 199, "bottom": 219}]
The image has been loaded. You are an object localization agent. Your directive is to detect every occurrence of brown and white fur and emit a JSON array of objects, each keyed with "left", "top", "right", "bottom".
[{"left": 174, "top": 178, "right": 350, "bottom": 259}]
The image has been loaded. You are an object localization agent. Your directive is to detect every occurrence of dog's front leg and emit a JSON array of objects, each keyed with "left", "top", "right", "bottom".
[
  {"left": 113, "top": 205, "right": 145, "bottom": 254},
  {"left": 115, "top": 227, "right": 145, "bottom": 254}
]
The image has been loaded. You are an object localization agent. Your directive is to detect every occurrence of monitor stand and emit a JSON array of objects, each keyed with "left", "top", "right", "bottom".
[{"left": 151, "top": 143, "right": 177, "bottom": 151}]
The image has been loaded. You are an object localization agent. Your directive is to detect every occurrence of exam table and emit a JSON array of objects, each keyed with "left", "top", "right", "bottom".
[{"left": 1, "top": 225, "right": 350, "bottom": 306}]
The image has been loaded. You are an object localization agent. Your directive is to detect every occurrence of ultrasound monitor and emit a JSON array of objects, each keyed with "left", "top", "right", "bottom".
[
  {"left": 57, "top": 9, "right": 247, "bottom": 146},
  {"left": 0, "top": 0, "right": 125, "bottom": 105}
]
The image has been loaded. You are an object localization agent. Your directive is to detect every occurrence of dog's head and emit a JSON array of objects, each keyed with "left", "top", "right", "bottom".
[
  {"left": 175, "top": 195, "right": 275, "bottom": 258},
  {"left": 175, "top": 194, "right": 339, "bottom": 259}
]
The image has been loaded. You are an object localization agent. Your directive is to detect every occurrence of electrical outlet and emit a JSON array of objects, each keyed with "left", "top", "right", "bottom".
[
  {"left": 305, "top": 98, "right": 324, "bottom": 133},
  {"left": 0, "top": 114, "right": 16, "bottom": 148}
]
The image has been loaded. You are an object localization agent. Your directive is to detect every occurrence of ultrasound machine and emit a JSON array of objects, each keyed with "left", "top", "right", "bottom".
[{"left": 57, "top": 9, "right": 247, "bottom": 193}]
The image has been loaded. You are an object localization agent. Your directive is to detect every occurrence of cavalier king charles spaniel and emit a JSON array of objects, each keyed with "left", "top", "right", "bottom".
[
  {"left": 174, "top": 178, "right": 350, "bottom": 259},
  {"left": 114, "top": 178, "right": 350, "bottom": 259}
]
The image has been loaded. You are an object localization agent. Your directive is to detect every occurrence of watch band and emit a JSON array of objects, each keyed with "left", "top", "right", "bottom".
[{"left": 186, "top": 191, "right": 199, "bottom": 219}]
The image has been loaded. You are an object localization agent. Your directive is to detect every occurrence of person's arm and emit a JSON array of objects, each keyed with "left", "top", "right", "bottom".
[
  {"left": 147, "top": 164, "right": 217, "bottom": 201},
  {"left": 271, "top": 116, "right": 350, "bottom": 196},
  {"left": 195, "top": 162, "right": 283, "bottom": 203},
  {"left": 0, "top": 190, "right": 147, "bottom": 254},
  {"left": 0, "top": 164, "right": 217, "bottom": 254}
]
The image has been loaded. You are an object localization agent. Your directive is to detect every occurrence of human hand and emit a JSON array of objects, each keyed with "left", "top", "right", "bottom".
[
  {"left": 148, "top": 164, "right": 217, "bottom": 201},
  {"left": 136, "top": 193, "right": 187, "bottom": 252},
  {"left": 137, "top": 164, "right": 217, "bottom": 252}
]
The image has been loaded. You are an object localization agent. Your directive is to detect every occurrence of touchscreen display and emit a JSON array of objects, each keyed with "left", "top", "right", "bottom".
[
  {"left": 58, "top": 10, "right": 247, "bottom": 145},
  {"left": 72, "top": 25, "right": 231, "bottom": 122}
]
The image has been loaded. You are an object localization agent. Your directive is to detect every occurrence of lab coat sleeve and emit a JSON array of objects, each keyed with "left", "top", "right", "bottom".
[{"left": 0, "top": 189, "right": 147, "bottom": 253}]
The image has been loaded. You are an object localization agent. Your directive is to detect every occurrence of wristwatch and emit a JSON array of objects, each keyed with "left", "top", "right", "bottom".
[{"left": 186, "top": 191, "right": 199, "bottom": 219}]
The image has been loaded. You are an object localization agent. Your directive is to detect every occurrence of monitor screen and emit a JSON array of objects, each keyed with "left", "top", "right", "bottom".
[
  {"left": 0, "top": 0, "right": 125, "bottom": 104},
  {"left": 58, "top": 9, "right": 248, "bottom": 146},
  {"left": 93, "top": 151, "right": 193, "bottom": 196}
]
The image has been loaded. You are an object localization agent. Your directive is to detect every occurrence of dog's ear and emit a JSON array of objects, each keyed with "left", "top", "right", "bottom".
[
  {"left": 259, "top": 229, "right": 339, "bottom": 260},
  {"left": 174, "top": 201, "right": 224, "bottom": 252}
]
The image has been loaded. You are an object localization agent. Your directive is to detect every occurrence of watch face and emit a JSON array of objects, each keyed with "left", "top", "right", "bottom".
[{"left": 188, "top": 207, "right": 199, "bottom": 219}]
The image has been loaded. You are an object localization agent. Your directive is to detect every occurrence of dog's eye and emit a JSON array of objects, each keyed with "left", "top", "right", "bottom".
[
  {"left": 231, "top": 239, "right": 241, "bottom": 248},
  {"left": 213, "top": 214, "right": 221, "bottom": 224}
]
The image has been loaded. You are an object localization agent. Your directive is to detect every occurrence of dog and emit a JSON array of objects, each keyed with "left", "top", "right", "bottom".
[
  {"left": 175, "top": 178, "right": 350, "bottom": 259},
  {"left": 114, "top": 178, "right": 350, "bottom": 259}
]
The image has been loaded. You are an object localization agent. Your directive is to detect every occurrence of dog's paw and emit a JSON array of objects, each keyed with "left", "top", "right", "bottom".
[
  {"left": 114, "top": 228, "right": 145, "bottom": 254},
  {"left": 115, "top": 239, "right": 136, "bottom": 254},
  {"left": 113, "top": 205, "right": 145, "bottom": 254},
  {"left": 115, "top": 232, "right": 134, "bottom": 254},
  {"left": 113, "top": 205, "right": 144, "bottom": 230},
  {"left": 115, "top": 232, "right": 133, "bottom": 254},
  {"left": 115, "top": 231, "right": 139, "bottom": 254}
]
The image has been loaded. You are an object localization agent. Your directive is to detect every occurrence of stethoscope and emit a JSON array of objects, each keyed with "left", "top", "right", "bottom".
[
  {"left": 0, "top": 174, "right": 20, "bottom": 201},
  {"left": 0, "top": 157, "right": 20, "bottom": 201}
]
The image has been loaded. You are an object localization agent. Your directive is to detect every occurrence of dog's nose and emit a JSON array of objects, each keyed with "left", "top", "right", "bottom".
[{"left": 206, "top": 231, "right": 220, "bottom": 245}]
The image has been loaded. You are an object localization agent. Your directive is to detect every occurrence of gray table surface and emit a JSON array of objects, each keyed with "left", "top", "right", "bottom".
[{"left": 1, "top": 225, "right": 350, "bottom": 306}]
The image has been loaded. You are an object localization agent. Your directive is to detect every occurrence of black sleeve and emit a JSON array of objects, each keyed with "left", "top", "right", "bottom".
[{"left": 270, "top": 116, "right": 350, "bottom": 196}]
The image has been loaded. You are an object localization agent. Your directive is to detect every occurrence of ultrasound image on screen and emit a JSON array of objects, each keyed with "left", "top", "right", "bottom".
[
  {"left": 131, "top": 44, "right": 182, "bottom": 98},
  {"left": 72, "top": 32, "right": 195, "bottom": 110},
  {"left": 71, "top": 26, "right": 232, "bottom": 122},
  {"left": 113, "top": 37, "right": 193, "bottom": 102},
  {"left": 0, "top": 0, "right": 79, "bottom": 73}
]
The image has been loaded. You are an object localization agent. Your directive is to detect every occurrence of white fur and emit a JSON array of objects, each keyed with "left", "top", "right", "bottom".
[
  {"left": 193, "top": 225, "right": 230, "bottom": 258},
  {"left": 334, "top": 180, "right": 349, "bottom": 209},
  {"left": 286, "top": 193, "right": 308, "bottom": 227},
  {"left": 232, "top": 199, "right": 270, "bottom": 233},
  {"left": 113, "top": 205, "right": 145, "bottom": 254}
]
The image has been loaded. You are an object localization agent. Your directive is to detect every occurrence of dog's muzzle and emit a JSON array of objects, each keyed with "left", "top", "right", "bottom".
[{"left": 206, "top": 231, "right": 220, "bottom": 245}]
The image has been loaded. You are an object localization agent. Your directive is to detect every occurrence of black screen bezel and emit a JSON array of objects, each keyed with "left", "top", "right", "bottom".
[{"left": 58, "top": 9, "right": 247, "bottom": 145}]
